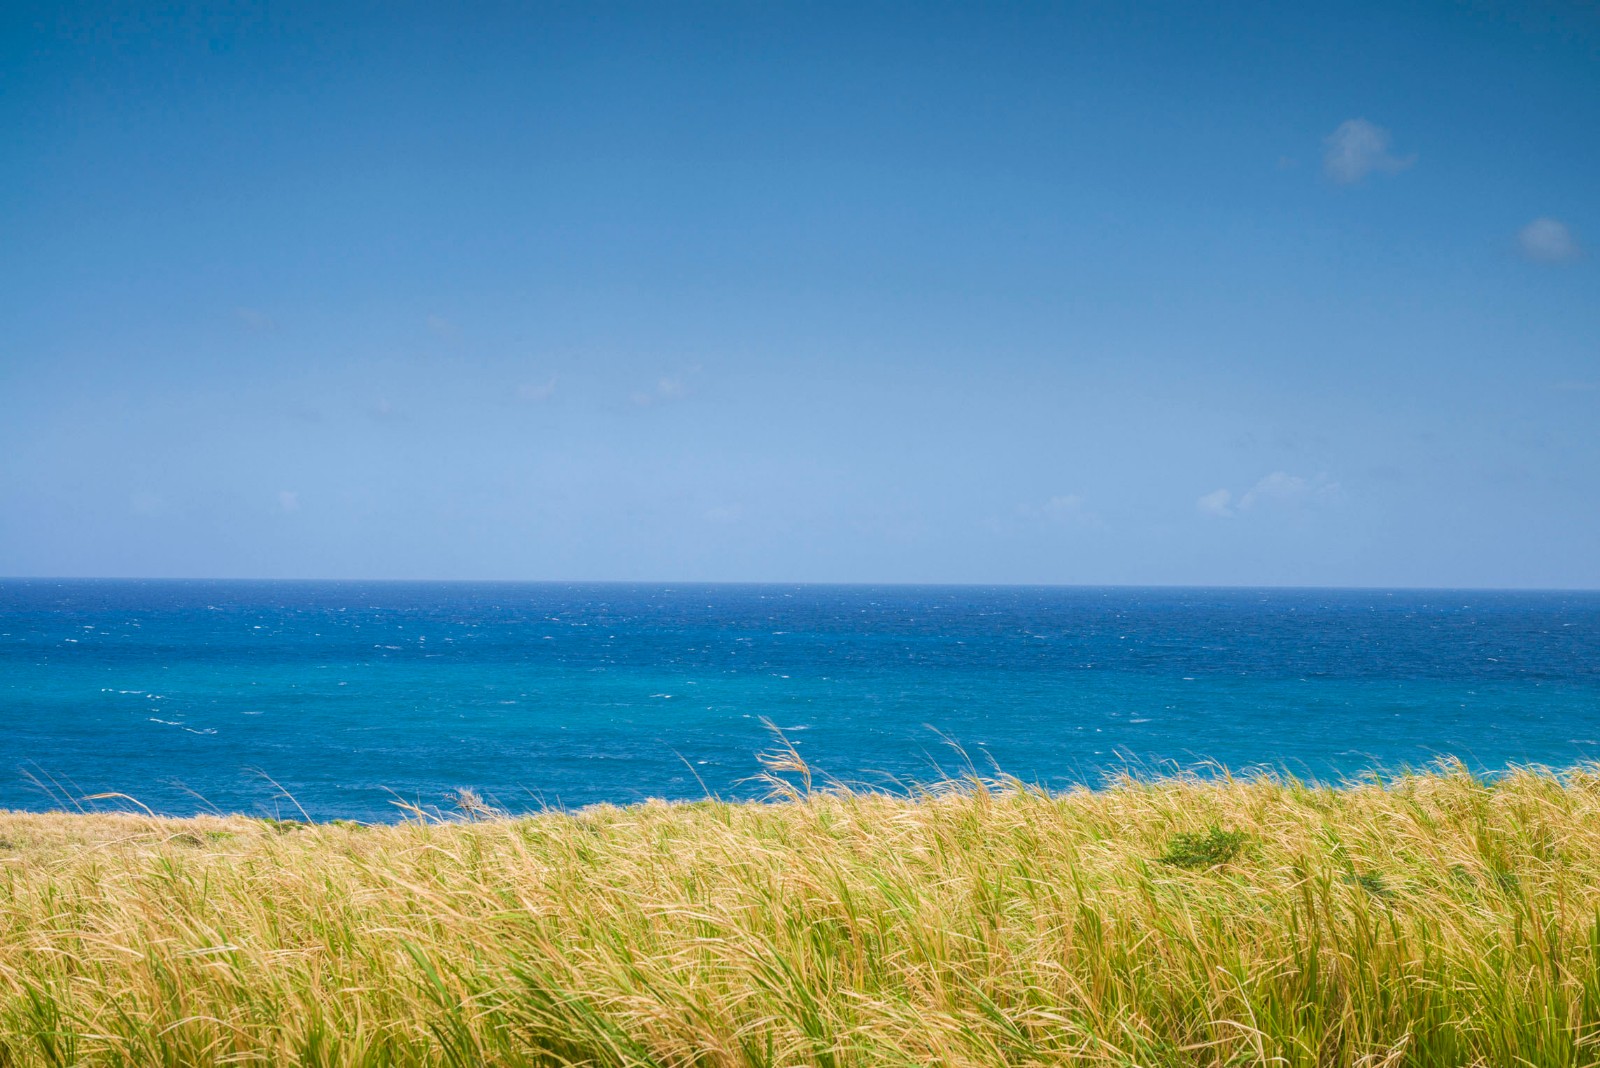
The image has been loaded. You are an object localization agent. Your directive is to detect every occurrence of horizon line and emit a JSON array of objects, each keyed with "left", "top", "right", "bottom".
[{"left": 3, "top": 576, "right": 1598, "bottom": 594}]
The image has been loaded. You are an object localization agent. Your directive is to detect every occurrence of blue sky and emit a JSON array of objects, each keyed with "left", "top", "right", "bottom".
[{"left": 2, "top": 1, "right": 1596, "bottom": 586}]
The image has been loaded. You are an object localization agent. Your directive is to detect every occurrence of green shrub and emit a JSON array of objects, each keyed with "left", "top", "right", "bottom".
[{"left": 1158, "top": 824, "right": 1248, "bottom": 869}]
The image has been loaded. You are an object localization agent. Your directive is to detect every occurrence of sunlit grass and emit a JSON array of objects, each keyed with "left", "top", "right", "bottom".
[{"left": 5, "top": 757, "right": 1600, "bottom": 1065}]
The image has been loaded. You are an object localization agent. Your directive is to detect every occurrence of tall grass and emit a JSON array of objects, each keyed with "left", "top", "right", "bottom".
[{"left": 5, "top": 760, "right": 1600, "bottom": 1065}]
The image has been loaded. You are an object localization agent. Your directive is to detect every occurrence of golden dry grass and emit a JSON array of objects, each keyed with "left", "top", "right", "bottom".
[{"left": 4, "top": 762, "right": 1600, "bottom": 1065}]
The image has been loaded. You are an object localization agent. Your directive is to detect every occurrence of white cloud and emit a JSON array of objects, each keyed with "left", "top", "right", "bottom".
[
  {"left": 1196, "top": 488, "right": 1234, "bottom": 518},
  {"left": 277, "top": 490, "right": 300, "bottom": 513},
  {"left": 632, "top": 377, "right": 690, "bottom": 407},
  {"left": 1016, "top": 494, "right": 1106, "bottom": 530},
  {"left": 1518, "top": 218, "right": 1581, "bottom": 264},
  {"left": 1322, "top": 119, "right": 1415, "bottom": 184},
  {"left": 1200, "top": 474, "right": 1341, "bottom": 518},
  {"left": 517, "top": 376, "right": 557, "bottom": 402},
  {"left": 1239, "top": 471, "right": 1342, "bottom": 510}
]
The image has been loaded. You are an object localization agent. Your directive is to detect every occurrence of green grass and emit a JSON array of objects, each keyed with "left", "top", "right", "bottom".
[{"left": 5, "top": 761, "right": 1600, "bottom": 1065}]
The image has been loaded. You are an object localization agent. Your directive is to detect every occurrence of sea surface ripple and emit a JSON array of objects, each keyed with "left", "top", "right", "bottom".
[{"left": 3, "top": 580, "right": 1598, "bottom": 819}]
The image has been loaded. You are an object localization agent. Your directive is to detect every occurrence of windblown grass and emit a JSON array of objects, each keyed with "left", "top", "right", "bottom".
[{"left": 5, "top": 760, "right": 1600, "bottom": 1065}]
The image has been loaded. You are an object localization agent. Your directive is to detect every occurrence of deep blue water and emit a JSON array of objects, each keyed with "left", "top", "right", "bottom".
[{"left": 2, "top": 580, "right": 1598, "bottom": 820}]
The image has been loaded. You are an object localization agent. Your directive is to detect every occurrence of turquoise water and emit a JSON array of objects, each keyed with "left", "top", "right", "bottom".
[{"left": 3, "top": 580, "right": 1598, "bottom": 820}]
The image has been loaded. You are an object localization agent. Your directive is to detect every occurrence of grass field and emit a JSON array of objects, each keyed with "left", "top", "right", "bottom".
[{"left": 5, "top": 755, "right": 1600, "bottom": 1066}]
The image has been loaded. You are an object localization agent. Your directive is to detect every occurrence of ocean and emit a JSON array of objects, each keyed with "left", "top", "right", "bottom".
[{"left": 3, "top": 580, "right": 1597, "bottom": 820}]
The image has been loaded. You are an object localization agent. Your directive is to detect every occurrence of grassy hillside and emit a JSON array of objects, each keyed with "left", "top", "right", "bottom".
[{"left": 5, "top": 760, "right": 1600, "bottom": 1066}]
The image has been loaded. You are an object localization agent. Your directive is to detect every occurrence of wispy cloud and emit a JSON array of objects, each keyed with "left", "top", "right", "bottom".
[
  {"left": 1323, "top": 119, "right": 1415, "bottom": 184},
  {"left": 517, "top": 376, "right": 558, "bottom": 402},
  {"left": 1196, "top": 488, "right": 1234, "bottom": 518},
  {"left": 1199, "top": 473, "right": 1341, "bottom": 518},
  {"left": 1518, "top": 218, "right": 1582, "bottom": 264},
  {"left": 1239, "top": 471, "right": 1340, "bottom": 510},
  {"left": 1016, "top": 494, "right": 1107, "bottom": 530},
  {"left": 277, "top": 490, "right": 300, "bottom": 513},
  {"left": 632, "top": 377, "right": 690, "bottom": 407}
]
